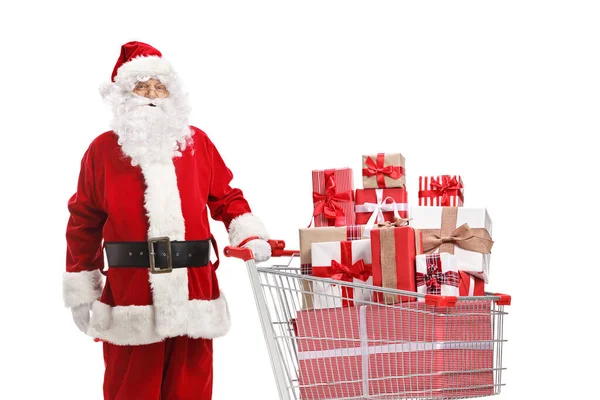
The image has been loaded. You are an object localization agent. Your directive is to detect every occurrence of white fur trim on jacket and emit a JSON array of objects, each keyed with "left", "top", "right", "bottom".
[
  {"left": 228, "top": 213, "right": 270, "bottom": 246},
  {"left": 80, "top": 158, "right": 233, "bottom": 346},
  {"left": 139, "top": 161, "right": 192, "bottom": 336},
  {"left": 87, "top": 292, "right": 231, "bottom": 345},
  {"left": 63, "top": 269, "right": 104, "bottom": 308}
]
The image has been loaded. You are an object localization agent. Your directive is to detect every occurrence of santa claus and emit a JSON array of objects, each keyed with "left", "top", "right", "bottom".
[{"left": 62, "top": 41, "right": 271, "bottom": 399}]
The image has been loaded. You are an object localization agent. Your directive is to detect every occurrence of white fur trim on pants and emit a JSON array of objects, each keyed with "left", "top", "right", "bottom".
[
  {"left": 63, "top": 269, "right": 104, "bottom": 308},
  {"left": 228, "top": 213, "right": 270, "bottom": 246},
  {"left": 87, "top": 292, "right": 231, "bottom": 346}
]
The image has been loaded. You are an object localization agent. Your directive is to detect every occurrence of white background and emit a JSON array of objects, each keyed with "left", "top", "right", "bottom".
[{"left": 1, "top": 0, "right": 598, "bottom": 399}]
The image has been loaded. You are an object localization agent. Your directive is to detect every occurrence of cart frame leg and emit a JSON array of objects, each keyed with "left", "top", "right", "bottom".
[{"left": 246, "top": 258, "right": 292, "bottom": 400}]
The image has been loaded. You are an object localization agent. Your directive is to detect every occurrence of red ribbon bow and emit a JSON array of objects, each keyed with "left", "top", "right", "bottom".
[
  {"left": 330, "top": 259, "right": 372, "bottom": 283},
  {"left": 310, "top": 241, "right": 373, "bottom": 307},
  {"left": 363, "top": 154, "right": 404, "bottom": 188},
  {"left": 312, "top": 170, "right": 353, "bottom": 226},
  {"left": 416, "top": 254, "right": 459, "bottom": 295},
  {"left": 429, "top": 176, "right": 463, "bottom": 206}
]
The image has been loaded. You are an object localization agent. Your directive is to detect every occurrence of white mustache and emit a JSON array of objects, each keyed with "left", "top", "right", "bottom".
[{"left": 124, "top": 94, "right": 167, "bottom": 110}]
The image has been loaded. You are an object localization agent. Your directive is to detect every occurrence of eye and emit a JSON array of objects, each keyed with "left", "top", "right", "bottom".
[{"left": 157, "top": 85, "right": 166, "bottom": 91}]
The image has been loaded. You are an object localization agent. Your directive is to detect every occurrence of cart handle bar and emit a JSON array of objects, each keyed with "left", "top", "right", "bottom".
[
  {"left": 224, "top": 239, "right": 298, "bottom": 261},
  {"left": 425, "top": 293, "right": 511, "bottom": 307}
]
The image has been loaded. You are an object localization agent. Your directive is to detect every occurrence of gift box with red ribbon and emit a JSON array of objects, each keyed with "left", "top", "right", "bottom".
[
  {"left": 299, "top": 225, "right": 367, "bottom": 310},
  {"left": 370, "top": 223, "right": 421, "bottom": 304},
  {"left": 299, "top": 225, "right": 366, "bottom": 274},
  {"left": 355, "top": 188, "right": 408, "bottom": 234},
  {"left": 309, "top": 239, "right": 373, "bottom": 309},
  {"left": 311, "top": 168, "right": 355, "bottom": 227},
  {"left": 416, "top": 252, "right": 460, "bottom": 301},
  {"left": 366, "top": 302, "right": 495, "bottom": 399},
  {"left": 296, "top": 302, "right": 495, "bottom": 400},
  {"left": 417, "top": 252, "right": 486, "bottom": 300},
  {"left": 362, "top": 153, "right": 406, "bottom": 189},
  {"left": 418, "top": 175, "right": 464, "bottom": 207},
  {"left": 296, "top": 306, "right": 364, "bottom": 399}
]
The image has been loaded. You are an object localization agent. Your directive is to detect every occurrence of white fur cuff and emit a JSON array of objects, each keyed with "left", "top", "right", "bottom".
[
  {"left": 228, "top": 213, "right": 270, "bottom": 246},
  {"left": 63, "top": 269, "right": 104, "bottom": 308}
]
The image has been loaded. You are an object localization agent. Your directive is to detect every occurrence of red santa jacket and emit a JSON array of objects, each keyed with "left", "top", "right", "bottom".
[{"left": 62, "top": 126, "right": 268, "bottom": 346}]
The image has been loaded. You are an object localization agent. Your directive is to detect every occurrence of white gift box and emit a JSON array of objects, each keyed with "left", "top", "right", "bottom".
[
  {"left": 310, "top": 239, "right": 373, "bottom": 309},
  {"left": 416, "top": 252, "right": 460, "bottom": 301},
  {"left": 409, "top": 206, "right": 493, "bottom": 283}
]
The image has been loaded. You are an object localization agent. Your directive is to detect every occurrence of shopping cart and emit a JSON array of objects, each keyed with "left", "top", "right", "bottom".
[{"left": 224, "top": 240, "right": 510, "bottom": 400}]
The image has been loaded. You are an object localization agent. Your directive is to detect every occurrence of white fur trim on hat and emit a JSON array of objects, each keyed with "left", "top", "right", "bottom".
[
  {"left": 228, "top": 213, "right": 270, "bottom": 246},
  {"left": 62, "top": 269, "right": 104, "bottom": 308},
  {"left": 115, "top": 55, "right": 174, "bottom": 83},
  {"left": 101, "top": 55, "right": 184, "bottom": 100}
]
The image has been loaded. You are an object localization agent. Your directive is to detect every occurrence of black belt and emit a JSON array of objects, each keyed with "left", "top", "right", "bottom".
[{"left": 104, "top": 237, "right": 211, "bottom": 274}]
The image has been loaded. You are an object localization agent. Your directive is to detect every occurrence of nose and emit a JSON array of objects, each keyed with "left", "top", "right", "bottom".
[{"left": 146, "top": 89, "right": 158, "bottom": 99}]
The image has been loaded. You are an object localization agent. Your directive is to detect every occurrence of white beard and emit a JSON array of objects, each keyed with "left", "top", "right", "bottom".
[{"left": 106, "top": 90, "right": 193, "bottom": 166}]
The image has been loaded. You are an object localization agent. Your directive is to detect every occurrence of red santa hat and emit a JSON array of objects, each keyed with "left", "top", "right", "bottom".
[{"left": 102, "top": 41, "right": 181, "bottom": 96}]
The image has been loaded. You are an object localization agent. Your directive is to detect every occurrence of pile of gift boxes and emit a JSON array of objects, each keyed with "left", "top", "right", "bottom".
[{"left": 295, "top": 153, "right": 498, "bottom": 399}]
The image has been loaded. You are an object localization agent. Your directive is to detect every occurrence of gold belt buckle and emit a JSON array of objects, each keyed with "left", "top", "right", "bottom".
[{"left": 148, "top": 236, "right": 173, "bottom": 274}]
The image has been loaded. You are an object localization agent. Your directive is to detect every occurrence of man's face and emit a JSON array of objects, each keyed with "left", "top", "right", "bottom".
[{"left": 132, "top": 78, "right": 170, "bottom": 101}]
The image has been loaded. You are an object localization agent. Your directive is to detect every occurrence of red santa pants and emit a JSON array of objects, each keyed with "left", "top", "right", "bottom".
[{"left": 103, "top": 336, "right": 213, "bottom": 400}]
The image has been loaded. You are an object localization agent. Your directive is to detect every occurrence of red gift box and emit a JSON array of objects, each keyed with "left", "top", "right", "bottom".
[
  {"left": 370, "top": 225, "right": 421, "bottom": 304},
  {"left": 418, "top": 175, "right": 464, "bottom": 207},
  {"left": 296, "top": 307, "right": 364, "bottom": 399},
  {"left": 296, "top": 302, "right": 495, "bottom": 399},
  {"left": 366, "top": 302, "right": 494, "bottom": 399},
  {"left": 459, "top": 271, "right": 485, "bottom": 296},
  {"left": 433, "top": 301, "right": 495, "bottom": 398},
  {"left": 311, "top": 168, "right": 355, "bottom": 227},
  {"left": 355, "top": 188, "right": 408, "bottom": 231}
]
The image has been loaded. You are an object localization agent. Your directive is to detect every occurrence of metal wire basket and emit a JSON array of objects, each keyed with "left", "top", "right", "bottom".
[{"left": 225, "top": 244, "right": 510, "bottom": 400}]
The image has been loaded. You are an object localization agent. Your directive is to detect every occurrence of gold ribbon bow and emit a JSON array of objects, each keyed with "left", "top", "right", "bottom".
[
  {"left": 422, "top": 223, "right": 494, "bottom": 254},
  {"left": 377, "top": 217, "right": 411, "bottom": 228}
]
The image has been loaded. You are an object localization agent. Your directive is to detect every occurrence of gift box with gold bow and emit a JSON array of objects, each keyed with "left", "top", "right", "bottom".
[
  {"left": 311, "top": 168, "right": 355, "bottom": 227},
  {"left": 418, "top": 175, "right": 464, "bottom": 207},
  {"left": 308, "top": 239, "right": 373, "bottom": 309},
  {"left": 362, "top": 153, "right": 406, "bottom": 189},
  {"left": 409, "top": 206, "right": 494, "bottom": 283}
]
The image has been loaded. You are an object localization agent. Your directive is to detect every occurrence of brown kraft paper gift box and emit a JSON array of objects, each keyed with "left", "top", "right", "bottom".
[
  {"left": 299, "top": 225, "right": 366, "bottom": 310},
  {"left": 362, "top": 153, "right": 406, "bottom": 189}
]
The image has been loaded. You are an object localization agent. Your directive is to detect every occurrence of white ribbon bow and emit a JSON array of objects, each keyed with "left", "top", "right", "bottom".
[{"left": 355, "top": 189, "right": 407, "bottom": 237}]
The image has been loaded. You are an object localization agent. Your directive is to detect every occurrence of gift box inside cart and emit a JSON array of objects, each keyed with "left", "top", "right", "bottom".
[{"left": 225, "top": 240, "right": 510, "bottom": 400}]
